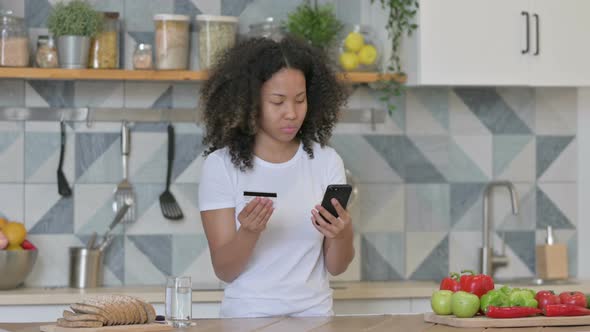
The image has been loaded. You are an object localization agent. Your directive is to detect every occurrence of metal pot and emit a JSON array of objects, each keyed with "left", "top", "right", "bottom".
[{"left": 57, "top": 36, "right": 90, "bottom": 69}]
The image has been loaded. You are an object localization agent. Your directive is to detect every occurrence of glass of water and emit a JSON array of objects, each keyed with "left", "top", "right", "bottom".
[{"left": 165, "top": 276, "right": 192, "bottom": 327}]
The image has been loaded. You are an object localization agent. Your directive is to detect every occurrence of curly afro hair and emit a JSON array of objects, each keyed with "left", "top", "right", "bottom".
[{"left": 200, "top": 35, "right": 349, "bottom": 171}]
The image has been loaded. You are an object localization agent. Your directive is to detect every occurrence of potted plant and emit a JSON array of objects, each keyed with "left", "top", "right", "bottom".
[
  {"left": 47, "top": 0, "right": 102, "bottom": 69},
  {"left": 284, "top": 0, "right": 342, "bottom": 54},
  {"left": 370, "top": 0, "right": 419, "bottom": 114}
]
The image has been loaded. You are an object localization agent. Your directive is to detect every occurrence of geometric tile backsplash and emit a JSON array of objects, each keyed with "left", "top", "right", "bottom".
[{"left": 0, "top": 0, "right": 579, "bottom": 287}]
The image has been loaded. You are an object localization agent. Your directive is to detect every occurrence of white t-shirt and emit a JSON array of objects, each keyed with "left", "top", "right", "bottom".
[{"left": 198, "top": 142, "right": 346, "bottom": 318}]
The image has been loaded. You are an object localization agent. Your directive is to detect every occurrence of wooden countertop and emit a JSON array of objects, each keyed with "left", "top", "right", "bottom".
[
  {"left": 1, "top": 279, "right": 588, "bottom": 306},
  {"left": 1, "top": 314, "right": 588, "bottom": 332}
]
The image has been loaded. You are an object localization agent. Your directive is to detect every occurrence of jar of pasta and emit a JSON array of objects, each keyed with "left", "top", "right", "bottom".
[
  {"left": 196, "top": 15, "right": 238, "bottom": 70},
  {"left": 154, "top": 14, "right": 190, "bottom": 70},
  {"left": 88, "top": 12, "right": 120, "bottom": 69},
  {"left": 0, "top": 10, "right": 29, "bottom": 67}
]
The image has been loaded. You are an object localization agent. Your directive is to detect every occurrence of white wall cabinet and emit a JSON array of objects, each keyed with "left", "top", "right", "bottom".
[{"left": 403, "top": 0, "right": 590, "bottom": 86}]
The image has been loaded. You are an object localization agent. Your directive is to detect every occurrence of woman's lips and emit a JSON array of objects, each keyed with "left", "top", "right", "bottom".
[{"left": 280, "top": 127, "right": 298, "bottom": 134}]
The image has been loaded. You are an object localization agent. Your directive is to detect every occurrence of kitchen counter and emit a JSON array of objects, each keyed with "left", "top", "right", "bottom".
[
  {"left": 1, "top": 279, "right": 589, "bottom": 306},
  {"left": 0, "top": 314, "right": 587, "bottom": 332},
  {"left": 0, "top": 281, "right": 440, "bottom": 305}
]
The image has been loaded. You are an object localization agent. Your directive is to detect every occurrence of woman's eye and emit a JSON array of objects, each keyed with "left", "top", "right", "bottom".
[
  {"left": 296, "top": 98, "right": 306, "bottom": 104},
  {"left": 271, "top": 101, "right": 284, "bottom": 106}
]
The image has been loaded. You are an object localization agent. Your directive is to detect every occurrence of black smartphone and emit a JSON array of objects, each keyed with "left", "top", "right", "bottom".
[{"left": 320, "top": 184, "right": 352, "bottom": 221}]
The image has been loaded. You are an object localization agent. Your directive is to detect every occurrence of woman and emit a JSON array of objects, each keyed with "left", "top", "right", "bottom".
[{"left": 198, "top": 36, "right": 353, "bottom": 318}]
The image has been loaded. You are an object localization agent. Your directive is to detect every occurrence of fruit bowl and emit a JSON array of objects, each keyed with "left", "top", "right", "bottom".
[{"left": 0, "top": 249, "right": 38, "bottom": 289}]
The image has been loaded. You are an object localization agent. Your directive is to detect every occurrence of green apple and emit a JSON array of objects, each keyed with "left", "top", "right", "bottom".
[
  {"left": 452, "top": 291, "right": 480, "bottom": 318},
  {"left": 431, "top": 290, "right": 453, "bottom": 315}
]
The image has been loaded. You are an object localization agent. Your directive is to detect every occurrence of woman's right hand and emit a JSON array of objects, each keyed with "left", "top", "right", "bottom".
[{"left": 237, "top": 197, "right": 274, "bottom": 233}]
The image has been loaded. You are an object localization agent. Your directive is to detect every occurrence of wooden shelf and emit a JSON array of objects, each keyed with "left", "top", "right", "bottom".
[{"left": 0, "top": 68, "right": 406, "bottom": 83}]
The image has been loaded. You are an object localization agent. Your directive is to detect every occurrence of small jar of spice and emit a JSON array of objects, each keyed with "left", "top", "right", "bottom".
[
  {"left": 35, "top": 35, "right": 58, "bottom": 68},
  {"left": 133, "top": 43, "right": 153, "bottom": 70}
]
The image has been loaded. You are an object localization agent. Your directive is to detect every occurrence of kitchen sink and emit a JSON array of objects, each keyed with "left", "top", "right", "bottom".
[{"left": 495, "top": 277, "right": 578, "bottom": 286}]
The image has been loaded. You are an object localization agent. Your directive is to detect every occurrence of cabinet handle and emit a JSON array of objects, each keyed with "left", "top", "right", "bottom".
[
  {"left": 533, "top": 13, "right": 540, "bottom": 55},
  {"left": 521, "top": 11, "right": 530, "bottom": 54}
]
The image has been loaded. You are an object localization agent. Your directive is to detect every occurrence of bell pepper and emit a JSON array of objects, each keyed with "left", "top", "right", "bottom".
[
  {"left": 439, "top": 272, "right": 460, "bottom": 292},
  {"left": 480, "top": 289, "right": 509, "bottom": 313},
  {"left": 559, "top": 291, "right": 587, "bottom": 308},
  {"left": 544, "top": 304, "right": 590, "bottom": 316},
  {"left": 486, "top": 306, "right": 541, "bottom": 318},
  {"left": 459, "top": 270, "right": 494, "bottom": 298},
  {"left": 535, "top": 290, "right": 561, "bottom": 310}
]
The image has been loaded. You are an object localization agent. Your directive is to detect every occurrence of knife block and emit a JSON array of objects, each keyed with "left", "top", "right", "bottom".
[{"left": 535, "top": 243, "right": 568, "bottom": 280}]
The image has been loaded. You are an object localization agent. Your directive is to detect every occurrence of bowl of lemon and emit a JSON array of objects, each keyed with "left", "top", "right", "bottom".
[
  {"left": 0, "top": 217, "right": 38, "bottom": 289},
  {"left": 338, "top": 25, "right": 380, "bottom": 72}
]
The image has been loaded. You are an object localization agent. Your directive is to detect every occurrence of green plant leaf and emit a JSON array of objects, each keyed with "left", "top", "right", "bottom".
[
  {"left": 285, "top": 2, "right": 342, "bottom": 50},
  {"left": 48, "top": 0, "right": 103, "bottom": 37}
]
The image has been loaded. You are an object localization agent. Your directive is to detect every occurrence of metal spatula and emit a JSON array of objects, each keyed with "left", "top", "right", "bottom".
[
  {"left": 57, "top": 121, "right": 72, "bottom": 197},
  {"left": 113, "top": 122, "right": 136, "bottom": 223},
  {"left": 159, "top": 124, "right": 184, "bottom": 220}
]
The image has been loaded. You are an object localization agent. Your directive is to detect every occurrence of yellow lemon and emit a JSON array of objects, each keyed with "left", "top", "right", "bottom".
[
  {"left": 344, "top": 32, "right": 364, "bottom": 52},
  {"left": 6, "top": 244, "right": 23, "bottom": 251},
  {"left": 3, "top": 222, "right": 26, "bottom": 246},
  {"left": 358, "top": 44, "right": 378, "bottom": 65},
  {"left": 339, "top": 52, "right": 359, "bottom": 71}
]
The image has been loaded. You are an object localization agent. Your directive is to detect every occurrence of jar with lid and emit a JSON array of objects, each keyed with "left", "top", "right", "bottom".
[
  {"left": 154, "top": 14, "right": 190, "bottom": 70},
  {"left": 246, "top": 17, "right": 285, "bottom": 42},
  {"left": 89, "top": 12, "right": 120, "bottom": 69},
  {"left": 196, "top": 15, "right": 238, "bottom": 70},
  {"left": 35, "top": 35, "right": 58, "bottom": 68},
  {"left": 133, "top": 43, "right": 153, "bottom": 70},
  {"left": 337, "top": 24, "right": 381, "bottom": 72},
  {"left": 0, "top": 10, "right": 29, "bottom": 67}
]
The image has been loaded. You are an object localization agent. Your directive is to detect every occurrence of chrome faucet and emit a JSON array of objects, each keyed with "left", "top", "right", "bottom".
[{"left": 480, "top": 181, "right": 519, "bottom": 276}]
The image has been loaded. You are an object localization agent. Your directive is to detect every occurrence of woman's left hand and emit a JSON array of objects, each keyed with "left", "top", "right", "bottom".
[{"left": 311, "top": 198, "right": 352, "bottom": 239}]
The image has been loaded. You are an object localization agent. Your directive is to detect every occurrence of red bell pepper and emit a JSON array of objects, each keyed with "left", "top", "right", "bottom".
[
  {"left": 535, "top": 290, "right": 561, "bottom": 310},
  {"left": 558, "top": 291, "right": 587, "bottom": 308},
  {"left": 486, "top": 306, "right": 542, "bottom": 319},
  {"left": 439, "top": 272, "right": 460, "bottom": 292},
  {"left": 544, "top": 304, "right": 590, "bottom": 316},
  {"left": 459, "top": 270, "right": 494, "bottom": 298}
]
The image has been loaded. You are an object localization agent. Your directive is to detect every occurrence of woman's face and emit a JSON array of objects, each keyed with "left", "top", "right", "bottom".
[{"left": 258, "top": 68, "right": 307, "bottom": 144}]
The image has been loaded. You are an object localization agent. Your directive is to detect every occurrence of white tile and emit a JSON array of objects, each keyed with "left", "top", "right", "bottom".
[
  {"left": 124, "top": 82, "right": 171, "bottom": 108},
  {"left": 450, "top": 90, "right": 491, "bottom": 135},
  {"left": 536, "top": 88, "right": 577, "bottom": 135},
  {"left": 405, "top": 232, "right": 447, "bottom": 279},
  {"left": 539, "top": 138, "right": 577, "bottom": 182},
  {"left": 24, "top": 184, "right": 61, "bottom": 230},
  {"left": 26, "top": 234, "right": 83, "bottom": 287},
  {"left": 0, "top": 131, "right": 23, "bottom": 182},
  {"left": 453, "top": 135, "right": 492, "bottom": 180},
  {"left": 538, "top": 182, "right": 577, "bottom": 227},
  {"left": 449, "top": 231, "right": 481, "bottom": 274},
  {"left": 0, "top": 184, "right": 24, "bottom": 221},
  {"left": 358, "top": 183, "right": 404, "bottom": 233}
]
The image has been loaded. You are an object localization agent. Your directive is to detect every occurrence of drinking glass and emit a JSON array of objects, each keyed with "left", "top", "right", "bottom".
[{"left": 165, "top": 276, "right": 192, "bottom": 327}]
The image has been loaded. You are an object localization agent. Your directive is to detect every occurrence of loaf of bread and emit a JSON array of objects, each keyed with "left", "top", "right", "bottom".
[{"left": 58, "top": 295, "right": 156, "bottom": 327}]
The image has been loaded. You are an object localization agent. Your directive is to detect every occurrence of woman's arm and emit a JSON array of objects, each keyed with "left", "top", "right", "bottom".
[
  {"left": 201, "top": 198, "right": 274, "bottom": 283},
  {"left": 312, "top": 199, "right": 355, "bottom": 276}
]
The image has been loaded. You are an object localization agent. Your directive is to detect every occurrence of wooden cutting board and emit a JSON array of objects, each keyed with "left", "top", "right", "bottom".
[
  {"left": 424, "top": 312, "right": 590, "bottom": 328},
  {"left": 39, "top": 323, "right": 173, "bottom": 332}
]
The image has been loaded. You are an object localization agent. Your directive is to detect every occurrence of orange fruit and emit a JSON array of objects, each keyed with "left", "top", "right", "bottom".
[
  {"left": 0, "top": 217, "right": 7, "bottom": 230},
  {"left": 3, "top": 222, "right": 26, "bottom": 246}
]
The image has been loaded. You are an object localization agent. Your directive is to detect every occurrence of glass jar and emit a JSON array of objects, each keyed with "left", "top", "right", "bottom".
[
  {"left": 196, "top": 14, "right": 238, "bottom": 70},
  {"left": 133, "top": 43, "right": 153, "bottom": 70},
  {"left": 35, "top": 35, "right": 58, "bottom": 68},
  {"left": 154, "top": 14, "right": 190, "bottom": 70},
  {"left": 0, "top": 10, "right": 29, "bottom": 67},
  {"left": 89, "top": 12, "right": 120, "bottom": 69},
  {"left": 337, "top": 24, "right": 381, "bottom": 72},
  {"left": 246, "top": 17, "right": 285, "bottom": 42}
]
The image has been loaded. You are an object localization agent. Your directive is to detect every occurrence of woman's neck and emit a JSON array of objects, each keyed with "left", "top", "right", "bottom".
[{"left": 254, "top": 136, "right": 300, "bottom": 164}]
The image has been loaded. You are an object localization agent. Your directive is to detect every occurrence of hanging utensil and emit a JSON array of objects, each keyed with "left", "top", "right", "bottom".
[
  {"left": 57, "top": 120, "right": 72, "bottom": 197},
  {"left": 159, "top": 124, "right": 184, "bottom": 220},
  {"left": 98, "top": 199, "right": 130, "bottom": 252},
  {"left": 113, "top": 121, "right": 136, "bottom": 223}
]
